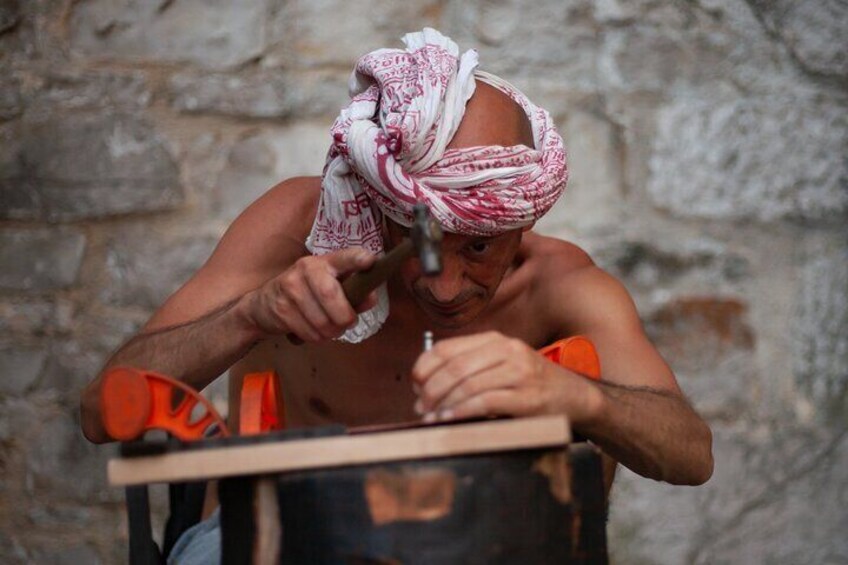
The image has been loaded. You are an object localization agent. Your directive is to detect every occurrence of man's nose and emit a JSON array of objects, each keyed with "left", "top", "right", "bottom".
[{"left": 425, "top": 256, "right": 465, "bottom": 303}]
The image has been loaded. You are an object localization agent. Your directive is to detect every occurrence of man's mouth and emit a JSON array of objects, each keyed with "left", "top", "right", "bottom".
[
  {"left": 423, "top": 299, "right": 473, "bottom": 315},
  {"left": 412, "top": 286, "right": 483, "bottom": 318}
]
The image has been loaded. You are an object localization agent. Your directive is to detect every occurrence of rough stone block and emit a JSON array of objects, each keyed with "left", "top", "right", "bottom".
[
  {"left": 0, "top": 300, "right": 55, "bottom": 335},
  {"left": 0, "top": 531, "right": 26, "bottom": 564},
  {"left": 169, "top": 69, "right": 347, "bottom": 119},
  {"left": 213, "top": 124, "right": 329, "bottom": 220},
  {"left": 536, "top": 110, "right": 625, "bottom": 234},
  {"left": 101, "top": 227, "right": 218, "bottom": 310},
  {"left": 29, "top": 544, "right": 102, "bottom": 565},
  {"left": 646, "top": 296, "right": 755, "bottom": 365},
  {"left": 748, "top": 0, "right": 848, "bottom": 78},
  {"left": 648, "top": 93, "right": 848, "bottom": 222},
  {"left": 0, "top": 73, "right": 22, "bottom": 121},
  {"left": 170, "top": 70, "right": 294, "bottom": 118},
  {"left": 701, "top": 433, "right": 848, "bottom": 563},
  {"left": 26, "top": 408, "right": 115, "bottom": 502},
  {"left": 593, "top": 237, "right": 750, "bottom": 290},
  {"left": 598, "top": 25, "right": 727, "bottom": 92},
  {"left": 591, "top": 0, "right": 692, "bottom": 26},
  {"left": 0, "top": 229, "right": 85, "bottom": 291},
  {"left": 594, "top": 0, "right": 793, "bottom": 94},
  {"left": 609, "top": 425, "right": 848, "bottom": 564},
  {"left": 0, "top": 393, "right": 117, "bottom": 505},
  {"left": 69, "top": 0, "right": 270, "bottom": 70},
  {"left": 0, "top": 0, "right": 20, "bottom": 35},
  {"left": 24, "top": 70, "right": 151, "bottom": 116},
  {"left": 39, "top": 339, "right": 110, "bottom": 398},
  {"left": 645, "top": 296, "right": 756, "bottom": 420},
  {"left": 268, "top": 0, "right": 442, "bottom": 69},
  {"left": 0, "top": 122, "right": 19, "bottom": 175},
  {"left": 0, "top": 347, "right": 46, "bottom": 396},
  {"left": 0, "top": 112, "right": 183, "bottom": 221},
  {"left": 703, "top": 426, "right": 848, "bottom": 563},
  {"left": 0, "top": 298, "right": 74, "bottom": 337},
  {"left": 442, "top": 0, "right": 599, "bottom": 83},
  {"left": 596, "top": 0, "right": 843, "bottom": 99},
  {"left": 794, "top": 240, "right": 848, "bottom": 416}
]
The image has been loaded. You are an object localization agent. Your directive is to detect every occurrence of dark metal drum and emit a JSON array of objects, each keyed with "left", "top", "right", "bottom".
[{"left": 218, "top": 443, "right": 607, "bottom": 564}]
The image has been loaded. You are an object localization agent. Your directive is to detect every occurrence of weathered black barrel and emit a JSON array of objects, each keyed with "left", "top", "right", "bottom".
[{"left": 219, "top": 443, "right": 607, "bottom": 564}]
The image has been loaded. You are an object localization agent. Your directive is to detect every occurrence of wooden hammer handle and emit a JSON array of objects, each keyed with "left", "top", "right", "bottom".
[{"left": 342, "top": 238, "right": 414, "bottom": 306}]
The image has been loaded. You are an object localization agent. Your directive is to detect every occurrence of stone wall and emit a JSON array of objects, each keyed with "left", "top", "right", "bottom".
[{"left": 1, "top": 1, "right": 846, "bottom": 563}]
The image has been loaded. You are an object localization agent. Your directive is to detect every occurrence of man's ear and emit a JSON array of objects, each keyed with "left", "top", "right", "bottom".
[{"left": 521, "top": 222, "right": 536, "bottom": 233}]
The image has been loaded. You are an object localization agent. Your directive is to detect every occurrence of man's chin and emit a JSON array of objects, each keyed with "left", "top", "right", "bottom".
[
  {"left": 424, "top": 313, "right": 472, "bottom": 329},
  {"left": 418, "top": 304, "right": 482, "bottom": 329}
]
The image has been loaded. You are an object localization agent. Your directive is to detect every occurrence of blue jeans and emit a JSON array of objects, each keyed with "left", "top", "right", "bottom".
[{"left": 167, "top": 508, "right": 221, "bottom": 565}]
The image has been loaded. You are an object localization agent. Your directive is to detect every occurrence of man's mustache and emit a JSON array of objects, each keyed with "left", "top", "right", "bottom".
[{"left": 413, "top": 286, "right": 483, "bottom": 308}]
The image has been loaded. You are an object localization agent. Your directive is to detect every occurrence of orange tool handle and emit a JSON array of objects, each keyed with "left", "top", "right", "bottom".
[
  {"left": 240, "top": 371, "right": 286, "bottom": 435},
  {"left": 99, "top": 367, "right": 230, "bottom": 442},
  {"left": 538, "top": 336, "right": 601, "bottom": 380}
]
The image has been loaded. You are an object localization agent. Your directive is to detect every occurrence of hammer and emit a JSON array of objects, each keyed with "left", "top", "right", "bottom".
[{"left": 287, "top": 203, "right": 442, "bottom": 344}]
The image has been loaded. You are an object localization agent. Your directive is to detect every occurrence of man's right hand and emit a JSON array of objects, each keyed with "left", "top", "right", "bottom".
[{"left": 246, "top": 247, "right": 378, "bottom": 342}]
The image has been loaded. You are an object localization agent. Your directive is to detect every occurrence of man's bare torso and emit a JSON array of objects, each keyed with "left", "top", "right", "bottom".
[{"left": 234, "top": 177, "right": 595, "bottom": 429}]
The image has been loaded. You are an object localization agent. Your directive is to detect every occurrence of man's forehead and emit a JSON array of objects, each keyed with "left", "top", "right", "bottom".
[{"left": 447, "top": 80, "right": 535, "bottom": 151}]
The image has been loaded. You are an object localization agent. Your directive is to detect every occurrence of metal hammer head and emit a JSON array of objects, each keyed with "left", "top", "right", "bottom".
[{"left": 411, "top": 203, "right": 443, "bottom": 276}]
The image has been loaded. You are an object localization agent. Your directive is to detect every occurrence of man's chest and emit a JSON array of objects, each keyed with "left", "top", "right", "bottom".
[
  {"left": 268, "top": 332, "right": 422, "bottom": 427},
  {"left": 264, "top": 298, "right": 557, "bottom": 428}
]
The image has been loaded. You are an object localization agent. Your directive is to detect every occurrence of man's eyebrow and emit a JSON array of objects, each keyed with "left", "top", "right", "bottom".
[{"left": 471, "top": 233, "right": 507, "bottom": 243}]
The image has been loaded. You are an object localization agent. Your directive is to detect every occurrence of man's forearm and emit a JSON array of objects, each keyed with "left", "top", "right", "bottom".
[
  {"left": 81, "top": 294, "right": 263, "bottom": 443},
  {"left": 578, "top": 381, "right": 714, "bottom": 486}
]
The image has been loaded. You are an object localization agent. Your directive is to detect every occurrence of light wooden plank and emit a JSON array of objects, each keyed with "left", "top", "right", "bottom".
[
  {"left": 255, "top": 477, "right": 281, "bottom": 564},
  {"left": 108, "top": 415, "right": 570, "bottom": 486}
]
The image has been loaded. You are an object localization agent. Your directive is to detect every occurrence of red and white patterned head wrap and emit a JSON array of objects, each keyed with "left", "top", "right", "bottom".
[{"left": 306, "top": 28, "right": 568, "bottom": 342}]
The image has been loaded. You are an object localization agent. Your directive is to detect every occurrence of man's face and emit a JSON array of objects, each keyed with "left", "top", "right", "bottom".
[{"left": 384, "top": 218, "right": 523, "bottom": 328}]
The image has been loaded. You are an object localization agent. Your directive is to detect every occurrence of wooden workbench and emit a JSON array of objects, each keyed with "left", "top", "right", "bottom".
[{"left": 112, "top": 416, "right": 608, "bottom": 564}]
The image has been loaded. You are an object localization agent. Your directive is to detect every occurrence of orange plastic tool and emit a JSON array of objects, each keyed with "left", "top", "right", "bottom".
[
  {"left": 100, "top": 367, "right": 230, "bottom": 442},
  {"left": 239, "top": 371, "right": 286, "bottom": 435},
  {"left": 538, "top": 336, "right": 601, "bottom": 380}
]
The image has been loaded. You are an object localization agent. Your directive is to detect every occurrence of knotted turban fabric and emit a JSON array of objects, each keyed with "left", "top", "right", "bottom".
[{"left": 306, "top": 28, "right": 568, "bottom": 342}]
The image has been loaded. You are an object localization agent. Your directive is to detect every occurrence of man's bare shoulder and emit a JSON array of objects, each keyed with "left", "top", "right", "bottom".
[
  {"left": 522, "top": 232, "right": 595, "bottom": 272},
  {"left": 522, "top": 232, "right": 639, "bottom": 336},
  {"left": 233, "top": 176, "right": 321, "bottom": 245},
  {"left": 207, "top": 176, "right": 321, "bottom": 271},
  {"left": 144, "top": 177, "right": 322, "bottom": 330}
]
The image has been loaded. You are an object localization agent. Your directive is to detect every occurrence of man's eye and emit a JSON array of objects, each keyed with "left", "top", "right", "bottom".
[{"left": 469, "top": 242, "right": 490, "bottom": 254}]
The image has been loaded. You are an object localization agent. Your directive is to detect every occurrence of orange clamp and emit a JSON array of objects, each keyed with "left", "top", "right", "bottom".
[
  {"left": 100, "top": 367, "right": 230, "bottom": 442},
  {"left": 239, "top": 371, "right": 286, "bottom": 435},
  {"left": 538, "top": 336, "right": 601, "bottom": 380}
]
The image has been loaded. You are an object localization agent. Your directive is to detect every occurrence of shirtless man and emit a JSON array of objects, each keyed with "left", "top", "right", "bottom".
[{"left": 81, "top": 30, "right": 713, "bottom": 493}]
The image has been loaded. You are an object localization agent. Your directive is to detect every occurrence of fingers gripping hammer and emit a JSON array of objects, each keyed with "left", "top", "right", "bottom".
[
  {"left": 342, "top": 203, "right": 443, "bottom": 306},
  {"left": 287, "top": 204, "right": 442, "bottom": 343}
]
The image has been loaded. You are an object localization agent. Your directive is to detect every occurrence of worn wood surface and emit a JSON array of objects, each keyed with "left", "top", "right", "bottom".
[{"left": 109, "top": 416, "right": 570, "bottom": 486}]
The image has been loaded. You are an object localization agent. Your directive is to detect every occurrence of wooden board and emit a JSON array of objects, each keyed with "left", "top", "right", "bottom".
[{"left": 109, "top": 415, "right": 570, "bottom": 486}]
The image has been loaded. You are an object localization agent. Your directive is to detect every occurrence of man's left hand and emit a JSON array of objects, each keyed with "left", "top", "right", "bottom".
[{"left": 411, "top": 331, "right": 600, "bottom": 423}]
